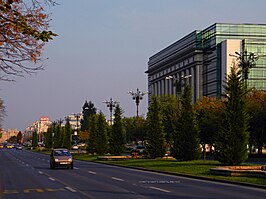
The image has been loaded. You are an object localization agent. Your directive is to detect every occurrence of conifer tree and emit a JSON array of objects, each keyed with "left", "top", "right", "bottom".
[
  {"left": 87, "top": 114, "right": 98, "bottom": 154},
  {"left": 63, "top": 120, "right": 72, "bottom": 149},
  {"left": 145, "top": 96, "right": 166, "bottom": 158},
  {"left": 109, "top": 105, "right": 125, "bottom": 155},
  {"left": 95, "top": 112, "right": 108, "bottom": 155},
  {"left": 172, "top": 85, "right": 200, "bottom": 161},
  {"left": 215, "top": 64, "right": 249, "bottom": 165},
  {"left": 44, "top": 127, "right": 53, "bottom": 149},
  {"left": 32, "top": 131, "right": 38, "bottom": 148}
]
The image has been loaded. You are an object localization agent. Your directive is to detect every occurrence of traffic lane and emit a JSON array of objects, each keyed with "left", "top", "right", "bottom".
[
  {"left": 69, "top": 161, "right": 266, "bottom": 198},
  {"left": 0, "top": 149, "right": 90, "bottom": 199},
  {"left": 7, "top": 150, "right": 266, "bottom": 199},
  {"left": 6, "top": 150, "right": 172, "bottom": 199},
  {"left": 71, "top": 160, "right": 266, "bottom": 199},
  {"left": 19, "top": 150, "right": 180, "bottom": 198}
]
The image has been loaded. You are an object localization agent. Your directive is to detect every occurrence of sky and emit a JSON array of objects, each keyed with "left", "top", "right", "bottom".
[{"left": 1, "top": 0, "right": 266, "bottom": 131}]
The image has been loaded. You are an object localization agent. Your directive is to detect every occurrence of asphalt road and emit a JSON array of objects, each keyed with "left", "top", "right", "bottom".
[{"left": 0, "top": 148, "right": 265, "bottom": 199}]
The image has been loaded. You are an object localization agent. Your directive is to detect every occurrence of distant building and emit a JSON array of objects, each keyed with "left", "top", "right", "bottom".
[
  {"left": 0, "top": 129, "right": 19, "bottom": 143},
  {"left": 65, "top": 113, "right": 83, "bottom": 130},
  {"left": 24, "top": 116, "right": 51, "bottom": 142},
  {"left": 146, "top": 23, "right": 266, "bottom": 101}
]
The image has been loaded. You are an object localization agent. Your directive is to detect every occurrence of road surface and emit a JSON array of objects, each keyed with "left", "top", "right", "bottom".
[{"left": 0, "top": 149, "right": 265, "bottom": 199}]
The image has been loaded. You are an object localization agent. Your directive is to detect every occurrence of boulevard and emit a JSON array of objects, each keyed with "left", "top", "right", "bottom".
[{"left": 0, "top": 149, "right": 265, "bottom": 199}]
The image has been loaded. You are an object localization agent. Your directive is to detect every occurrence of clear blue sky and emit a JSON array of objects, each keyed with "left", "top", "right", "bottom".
[{"left": 1, "top": 0, "right": 266, "bottom": 131}]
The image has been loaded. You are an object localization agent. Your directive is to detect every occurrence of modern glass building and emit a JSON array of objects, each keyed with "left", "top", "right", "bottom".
[{"left": 146, "top": 23, "right": 266, "bottom": 102}]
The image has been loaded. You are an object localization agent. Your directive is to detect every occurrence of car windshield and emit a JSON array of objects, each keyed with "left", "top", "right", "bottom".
[{"left": 54, "top": 150, "right": 71, "bottom": 156}]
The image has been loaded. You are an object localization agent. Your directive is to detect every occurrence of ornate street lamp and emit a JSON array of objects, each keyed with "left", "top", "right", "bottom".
[
  {"left": 230, "top": 51, "right": 258, "bottom": 85},
  {"left": 103, "top": 98, "right": 118, "bottom": 125},
  {"left": 128, "top": 88, "right": 148, "bottom": 117},
  {"left": 73, "top": 113, "right": 81, "bottom": 145},
  {"left": 166, "top": 74, "right": 192, "bottom": 109}
]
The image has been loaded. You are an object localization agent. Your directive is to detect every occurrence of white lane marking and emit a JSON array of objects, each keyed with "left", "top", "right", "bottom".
[
  {"left": 65, "top": 186, "right": 77, "bottom": 192},
  {"left": 38, "top": 171, "right": 43, "bottom": 175},
  {"left": 111, "top": 177, "right": 124, "bottom": 182},
  {"left": 88, "top": 171, "right": 96, "bottom": 175},
  {"left": 74, "top": 167, "right": 79, "bottom": 170},
  {"left": 49, "top": 177, "right": 56, "bottom": 181},
  {"left": 149, "top": 186, "right": 171, "bottom": 193}
]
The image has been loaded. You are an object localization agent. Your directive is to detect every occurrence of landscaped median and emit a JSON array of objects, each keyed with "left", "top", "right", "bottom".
[{"left": 72, "top": 154, "right": 266, "bottom": 187}]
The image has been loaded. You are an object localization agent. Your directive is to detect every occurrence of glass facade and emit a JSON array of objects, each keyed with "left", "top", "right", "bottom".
[
  {"left": 147, "top": 23, "right": 266, "bottom": 101},
  {"left": 200, "top": 23, "right": 266, "bottom": 96}
]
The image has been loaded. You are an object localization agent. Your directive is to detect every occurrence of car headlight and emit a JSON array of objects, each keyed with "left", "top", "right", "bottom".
[
  {"left": 68, "top": 158, "right": 72, "bottom": 162},
  {"left": 55, "top": 158, "right": 59, "bottom": 162}
]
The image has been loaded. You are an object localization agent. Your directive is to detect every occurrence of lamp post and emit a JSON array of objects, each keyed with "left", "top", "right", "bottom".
[
  {"left": 73, "top": 113, "right": 81, "bottom": 145},
  {"left": 51, "top": 121, "right": 56, "bottom": 149},
  {"left": 128, "top": 88, "right": 148, "bottom": 117},
  {"left": 166, "top": 74, "right": 192, "bottom": 109},
  {"left": 103, "top": 98, "right": 118, "bottom": 125},
  {"left": 230, "top": 51, "right": 258, "bottom": 86}
]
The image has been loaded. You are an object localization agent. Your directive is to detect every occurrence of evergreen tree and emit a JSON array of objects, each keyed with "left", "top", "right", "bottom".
[
  {"left": 145, "top": 96, "right": 166, "bottom": 158},
  {"left": 172, "top": 85, "right": 200, "bottom": 161},
  {"left": 44, "top": 127, "right": 53, "bottom": 149},
  {"left": 109, "top": 105, "right": 125, "bottom": 155},
  {"left": 215, "top": 64, "right": 250, "bottom": 165},
  {"left": 63, "top": 120, "right": 72, "bottom": 149},
  {"left": 16, "top": 131, "right": 23, "bottom": 144},
  {"left": 86, "top": 114, "right": 98, "bottom": 154},
  {"left": 160, "top": 95, "right": 179, "bottom": 148},
  {"left": 80, "top": 100, "right": 97, "bottom": 131},
  {"left": 32, "top": 131, "right": 38, "bottom": 148},
  {"left": 54, "top": 123, "right": 62, "bottom": 148},
  {"left": 95, "top": 112, "right": 108, "bottom": 155}
]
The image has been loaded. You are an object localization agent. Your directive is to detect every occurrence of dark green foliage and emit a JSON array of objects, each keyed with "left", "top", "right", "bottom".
[
  {"left": 95, "top": 112, "right": 108, "bottom": 155},
  {"left": 44, "top": 127, "right": 53, "bottom": 149},
  {"left": 246, "top": 90, "right": 266, "bottom": 157},
  {"left": 16, "top": 131, "right": 22, "bottom": 144},
  {"left": 123, "top": 116, "right": 146, "bottom": 143},
  {"left": 86, "top": 114, "right": 97, "bottom": 153},
  {"left": 215, "top": 65, "right": 250, "bottom": 165},
  {"left": 109, "top": 105, "right": 126, "bottom": 155},
  {"left": 195, "top": 97, "right": 224, "bottom": 157},
  {"left": 63, "top": 120, "right": 72, "bottom": 149},
  {"left": 54, "top": 123, "right": 62, "bottom": 148},
  {"left": 32, "top": 131, "right": 38, "bottom": 148},
  {"left": 145, "top": 96, "right": 166, "bottom": 158},
  {"left": 160, "top": 95, "right": 179, "bottom": 147},
  {"left": 172, "top": 86, "right": 200, "bottom": 161},
  {"left": 80, "top": 100, "right": 97, "bottom": 132}
]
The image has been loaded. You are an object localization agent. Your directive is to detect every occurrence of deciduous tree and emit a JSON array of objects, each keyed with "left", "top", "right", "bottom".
[
  {"left": 194, "top": 96, "right": 224, "bottom": 159},
  {"left": 0, "top": 98, "right": 6, "bottom": 129},
  {"left": 0, "top": 0, "right": 57, "bottom": 81}
]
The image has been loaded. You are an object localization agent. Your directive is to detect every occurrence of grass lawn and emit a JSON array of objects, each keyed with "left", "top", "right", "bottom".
[{"left": 72, "top": 154, "right": 266, "bottom": 186}]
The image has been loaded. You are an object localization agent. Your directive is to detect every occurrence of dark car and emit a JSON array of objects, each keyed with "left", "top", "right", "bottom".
[{"left": 50, "top": 149, "right": 73, "bottom": 169}]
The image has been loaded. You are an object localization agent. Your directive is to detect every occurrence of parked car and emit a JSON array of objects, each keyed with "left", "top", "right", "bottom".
[
  {"left": 0, "top": 144, "right": 4, "bottom": 149},
  {"left": 50, "top": 148, "right": 73, "bottom": 169},
  {"left": 72, "top": 145, "right": 79, "bottom": 150},
  {"left": 131, "top": 145, "right": 145, "bottom": 156},
  {"left": 16, "top": 145, "right": 23, "bottom": 150},
  {"left": 6, "top": 143, "right": 14, "bottom": 149}
]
